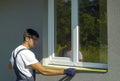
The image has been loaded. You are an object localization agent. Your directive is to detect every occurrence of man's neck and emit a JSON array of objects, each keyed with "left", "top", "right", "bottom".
[{"left": 22, "top": 42, "right": 30, "bottom": 49}]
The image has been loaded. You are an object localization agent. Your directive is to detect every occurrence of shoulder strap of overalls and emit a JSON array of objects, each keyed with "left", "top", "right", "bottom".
[
  {"left": 13, "top": 48, "right": 26, "bottom": 60},
  {"left": 13, "top": 48, "right": 36, "bottom": 81},
  {"left": 13, "top": 48, "right": 28, "bottom": 81}
]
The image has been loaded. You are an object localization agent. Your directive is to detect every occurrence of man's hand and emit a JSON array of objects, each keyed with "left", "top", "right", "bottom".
[
  {"left": 8, "top": 62, "right": 12, "bottom": 70},
  {"left": 64, "top": 68, "right": 76, "bottom": 76}
]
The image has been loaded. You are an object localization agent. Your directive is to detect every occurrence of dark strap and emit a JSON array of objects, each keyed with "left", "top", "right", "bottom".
[
  {"left": 13, "top": 48, "right": 35, "bottom": 81},
  {"left": 13, "top": 48, "right": 27, "bottom": 80},
  {"left": 13, "top": 48, "right": 26, "bottom": 60}
]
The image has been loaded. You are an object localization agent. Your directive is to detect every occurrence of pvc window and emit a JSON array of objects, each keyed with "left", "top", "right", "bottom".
[{"left": 43, "top": 0, "right": 108, "bottom": 72}]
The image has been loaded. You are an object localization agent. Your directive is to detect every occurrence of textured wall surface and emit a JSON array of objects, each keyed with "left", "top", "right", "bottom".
[{"left": 0, "top": 0, "right": 44, "bottom": 81}]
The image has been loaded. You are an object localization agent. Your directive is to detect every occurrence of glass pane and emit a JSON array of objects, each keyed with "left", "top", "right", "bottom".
[
  {"left": 54, "top": 0, "right": 71, "bottom": 57},
  {"left": 79, "top": 0, "right": 107, "bottom": 63}
]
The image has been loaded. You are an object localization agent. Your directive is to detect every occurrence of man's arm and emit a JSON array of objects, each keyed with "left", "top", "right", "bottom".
[
  {"left": 8, "top": 62, "right": 12, "bottom": 70},
  {"left": 30, "top": 62, "right": 64, "bottom": 76}
]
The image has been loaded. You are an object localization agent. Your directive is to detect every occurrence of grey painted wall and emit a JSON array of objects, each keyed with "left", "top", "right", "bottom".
[
  {"left": 0, "top": 0, "right": 44, "bottom": 81},
  {"left": 0, "top": 0, "right": 120, "bottom": 81}
]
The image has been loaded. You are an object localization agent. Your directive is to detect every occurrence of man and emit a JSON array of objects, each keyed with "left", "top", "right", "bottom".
[
  {"left": 59, "top": 41, "right": 83, "bottom": 61},
  {"left": 8, "top": 28, "right": 76, "bottom": 81}
]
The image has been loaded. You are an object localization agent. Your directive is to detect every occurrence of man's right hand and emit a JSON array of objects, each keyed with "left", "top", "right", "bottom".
[{"left": 64, "top": 68, "right": 76, "bottom": 76}]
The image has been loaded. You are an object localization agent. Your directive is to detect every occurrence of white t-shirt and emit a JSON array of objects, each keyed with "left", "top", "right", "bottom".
[{"left": 10, "top": 45, "right": 38, "bottom": 77}]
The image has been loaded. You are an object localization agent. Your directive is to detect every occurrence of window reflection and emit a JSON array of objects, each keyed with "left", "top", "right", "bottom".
[
  {"left": 79, "top": 0, "right": 107, "bottom": 63},
  {"left": 54, "top": 0, "right": 71, "bottom": 57},
  {"left": 59, "top": 41, "right": 83, "bottom": 61},
  {"left": 54, "top": 0, "right": 107, "bottom": 63}
]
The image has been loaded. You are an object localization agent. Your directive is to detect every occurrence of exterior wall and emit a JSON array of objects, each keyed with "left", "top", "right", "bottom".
[
  {"left": 0, "top": 0, "right": 120, "bottom": 81},
  {"left": 37, "top": 0, "right": 120, "bottom": 81},
  {"left": 0, "top": 0, "right": 45, "bottom": 81}
]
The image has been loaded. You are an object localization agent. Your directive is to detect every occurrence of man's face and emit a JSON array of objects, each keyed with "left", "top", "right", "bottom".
[{"left": 27, "top": 36, "right": 39, "bottom": 48}]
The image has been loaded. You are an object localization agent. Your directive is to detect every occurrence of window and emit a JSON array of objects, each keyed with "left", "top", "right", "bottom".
[{"left": 43, "top": 0, "right": 108, "bottom": 72}]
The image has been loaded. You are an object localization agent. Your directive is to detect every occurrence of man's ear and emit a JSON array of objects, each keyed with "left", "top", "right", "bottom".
[{"left": 25, "top": 37, "right": 30, "bottom": 42}]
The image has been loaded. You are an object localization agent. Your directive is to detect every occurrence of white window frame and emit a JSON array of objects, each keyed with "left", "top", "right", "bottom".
[{"left": 43, "top": 0, "right": 108, "bottom": 71}]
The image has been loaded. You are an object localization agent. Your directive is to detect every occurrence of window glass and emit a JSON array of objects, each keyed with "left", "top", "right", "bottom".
[
  {"left": 79, "top": 0, "right": 107, "bottom": 63},
  {"left": 54, "top": 0, "right": 107, "bottom": 64},
  {"left": 54, "top": 0, "right": 72, "bottom": 58}
]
